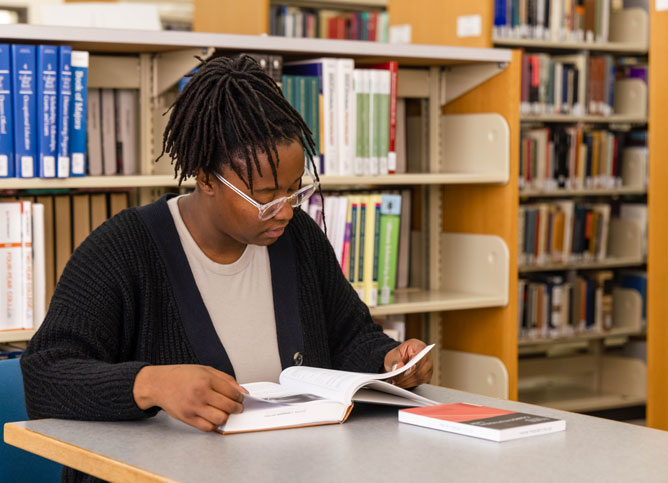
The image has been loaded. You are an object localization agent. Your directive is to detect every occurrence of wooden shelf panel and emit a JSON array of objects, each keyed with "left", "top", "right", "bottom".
[
  {"left": 521, "top": 114, "right": 648, "bottom": 124},
  {"left": 519, "top": 327, "right": 645, "bottom": 347},
  {"left": 520, "top": 388, "right": 647, "bottom": 412},
  {"left": 0, "top": 330, "right": 37, "bottom": 343},
  {"left": 0, "top": 173, "right": 511, "bottom": 190},
  {"left": 493, "top": 37, "right": 648, "bottom": 54},
  {"left": 520, "top": 187, "right": 647, "bottom": 198},
  {"left": 369, "top": 289, "right": 507, "bottom": 317},
  {"left": 519, "top": 257, "right": 646, "bottom": 272},
  {"left": 0, "top": 25, "right": 512, "bottom": 65}
]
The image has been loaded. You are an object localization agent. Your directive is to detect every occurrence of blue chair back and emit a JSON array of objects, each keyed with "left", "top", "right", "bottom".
[{"left": 0, "top": 357, "right": 61, "bottom": 482}]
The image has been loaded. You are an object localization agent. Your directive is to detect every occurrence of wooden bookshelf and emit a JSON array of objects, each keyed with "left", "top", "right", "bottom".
[
  {"left": 519, "top": 257, "right": 646, "bottom": 273},
  {"left": 518, "top": 327, "right": 644, "bottom": 348},
  {"left": 0, "top": 330, "right": 37, "bottom": 344},
  {"left": 0, "top": 25, "right": 514, "bottom": 401},
  {"left": 519, "top": 187, "right": 647, "bottom": 198},
  {"left": 648, "top": 3, "right": 668, "bottom": 431},
  {"left": 493, "top": 37, "right": 648, "bottom": 54},
  {"left": 521, "top": 114, "right": 648, "bottom": 124}
]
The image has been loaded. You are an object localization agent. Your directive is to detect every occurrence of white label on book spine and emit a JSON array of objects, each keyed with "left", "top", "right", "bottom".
[
  {"left": 21, "top": 156, "right": 33, "bottom": 177},
  {"left": 657, "top": 0, "right": 668, "bottom": 11},
  {"left": 43, "top": 156, "right": 55, "bottom": 177},
  {"left": 457, "top": 15, "right": 482, "bottom": 38},
  {"left": 72, "top": 153, "right": 84, "bottom": 174},
  {"left": 0, "top": 154, "right": 6, "bottom": 176},
  {"left": 58, "top": 156, "right": 70, "bottom": 178}
]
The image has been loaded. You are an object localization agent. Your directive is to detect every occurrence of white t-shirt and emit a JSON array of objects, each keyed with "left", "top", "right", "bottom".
[{"left": 168, "top": 196, "right": 282, "bottom": 383}]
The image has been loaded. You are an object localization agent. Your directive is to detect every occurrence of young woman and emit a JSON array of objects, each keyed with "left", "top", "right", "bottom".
[{"left": 21, "top": 55, "right": 433, "bottom": 478}]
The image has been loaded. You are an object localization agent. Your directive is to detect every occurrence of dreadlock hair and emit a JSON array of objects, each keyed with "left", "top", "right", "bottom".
[{"left": 158, "top": 54, "right": 322, "bottom": 202}]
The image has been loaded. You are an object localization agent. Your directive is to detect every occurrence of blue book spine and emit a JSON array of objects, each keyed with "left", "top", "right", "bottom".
[
  {"left": 11, "top": 44, "right": 37, "bottom": 178},
  {"left": 69, "top": 50, "right": 89, "bottom": 176},
  {"left": 56, "top": 46, "right": 72, "bottom": 178},
  {"left": 36, "top": 45, "right": 59, "bottom": 178},
  {"left": 0, "top": 44, "right": 13, "bottom": 178}
]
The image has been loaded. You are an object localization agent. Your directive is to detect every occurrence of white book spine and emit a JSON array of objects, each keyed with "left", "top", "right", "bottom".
[
  {"left": 20, "top": 201, "right": 33, "bottom": 329},
  {"left": 32, "top": 203, "right": 46, "bottom": 329},
  {"left": 322, "top": 59, "right": 339, "bottom": 176},
  {"left": 338, "top": 59, "right": 355, "bottom": 176},
  {"left": 0, "top": 203, "right": 23, "bottom": 330},
  {"left": 377, "top": 70, "right": 391, "bottom": 176},
  {"left": 101, "top": 88, "right": 117, "bottom": 175}
]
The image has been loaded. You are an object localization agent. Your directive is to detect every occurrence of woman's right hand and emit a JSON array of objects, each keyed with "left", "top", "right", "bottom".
[{"left": 133, "top": 364, "right": 247, "bottom": 432}]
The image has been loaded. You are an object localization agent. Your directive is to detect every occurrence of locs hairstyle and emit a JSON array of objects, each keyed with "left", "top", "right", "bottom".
[{"left": 158, "top": 54, "right": 319, "bottom": 193}]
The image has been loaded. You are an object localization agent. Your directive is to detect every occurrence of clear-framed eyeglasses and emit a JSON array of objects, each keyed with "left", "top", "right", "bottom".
[{"left": 214, "top": 171, "right": 320, "bottom": 221}]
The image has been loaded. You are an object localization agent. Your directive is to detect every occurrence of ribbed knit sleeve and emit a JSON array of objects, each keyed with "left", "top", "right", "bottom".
[
  {"left": 21, "top": 210, "right": 182, "bottom": 421},
  {"left": 289, "top": 211, "right": 399, "bottom": 373}
]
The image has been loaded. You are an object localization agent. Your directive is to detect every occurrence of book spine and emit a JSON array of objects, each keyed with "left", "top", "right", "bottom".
[
  {"left": 116, "top": 90, "right": 138, "bottom": 175},
  {"left": 378, "top": 194, "right": 402, "bottom": 305},
  {"left": 308, "top": 76, "right": 320, "bottom": 164},
  {"left": 363, "top": 194, "right": 381, "bottom": 307},
  {"left": 69, "top": 50, "right": 89, "bottom": 176},
  {"left": 356, "top": 197, "right": 366, "bottom": 300},
  {"left": 32, "top": 202, "right": 45, "bottom": 329},
  {"left": 368, "top": 70, "right": 379, "bottom": 175},
  {"left": 36, "top": 45, "right": 59, "bottom": 178},
  {"left": 56, "top": 46, "right": 72, "bottom": 178},
  {"left": 387, "top": 62, "right": 397, "bottom": 174},
  {"left": 11, "top": 44, "right": 37, "bottom": 178},
  {"left": 377, "top": 70, "right": 390, "bottom": 176},
  {"left": 0, "top": 44, "right": 13, "bottom": 178},
  {"left": 0, "top": 202, "right": 23, "bottom": 330},
  {"left": 20, "top": 200, "right": 33, "bottom": 329},
  {"left": 338, "top": 59, "right": 354, "bottom": 176},
  {"left": 353, "top": 70, "right": 365, "bottom": 176},
  {"left": 341, "top": 198, "right": 353, "bottom": 278},
  {"left": 348, "top": 196, "right": 359, "bottom": 286},
  {"left": 101, "top": 88, "right": 116, "bottom": 175},
  {"left": 86, "top": 88, "right": 102, "bottom": 176}
]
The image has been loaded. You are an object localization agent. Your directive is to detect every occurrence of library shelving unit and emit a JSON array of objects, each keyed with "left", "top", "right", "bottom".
[
  {"left": 0, "top": 24, "right": 516, "bottom": 396},
  {"left": 492, "top": 8, "right": 651, "bottom": 413},
  {"left": 193, "top": 0, "right": 388, "bottom": 37}
]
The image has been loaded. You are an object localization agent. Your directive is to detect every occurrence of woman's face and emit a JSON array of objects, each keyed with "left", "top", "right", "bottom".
[{"left": 208, "top": 140, "right": 308, "bottom": 247}]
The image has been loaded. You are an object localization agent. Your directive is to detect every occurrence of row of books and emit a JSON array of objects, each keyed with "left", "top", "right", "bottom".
[
  {"left": 519, "top": 127, "right": 648, "bottom": 191},
  {"left": 518, "top": 201, "right": 647, "bottom": 266},
  {"left": 494, "top": 0, "right": 619, "bottom": 43},
  {"left": 306, "top": 190, "right": 411, "bottom": 307},
  {"left": 518, "top": 269, "right": 647, "bottom": 339},
  {"left": 270, "top": 6, "right": 390, "bottom": 42},
  {"left": 87, "top": 88, "right": 138, "bottom": 176},
  {"left": 520, "top": 53, "right": 647, "bottom": 116},
  {"left": 283, "top": 59, "right": 397, "bottom": 176},
  {"left": 0, "top": 44, "right": 89, "bottom": 179},
  {"left": 0, "top": 192, "right": 128, "bottom": 331}
]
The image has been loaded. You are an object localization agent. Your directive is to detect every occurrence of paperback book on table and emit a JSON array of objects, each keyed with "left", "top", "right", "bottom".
[{"left": 398, "top": 402, "right": 566, "bottom": 442}]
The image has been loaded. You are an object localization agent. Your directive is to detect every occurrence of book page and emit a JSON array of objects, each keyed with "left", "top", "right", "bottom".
[{"left": 279, "top": 344, "right": 435, "bottom": 404}]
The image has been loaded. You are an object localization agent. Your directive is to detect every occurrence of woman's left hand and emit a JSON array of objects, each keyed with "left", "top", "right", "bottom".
[{"left": 383, "top": 339, "right": 434, "bottom": 388}]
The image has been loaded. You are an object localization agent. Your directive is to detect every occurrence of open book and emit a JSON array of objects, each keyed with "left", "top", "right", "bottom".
[{"left": 219, "top": 344, "right": 437, "bottom": 434}]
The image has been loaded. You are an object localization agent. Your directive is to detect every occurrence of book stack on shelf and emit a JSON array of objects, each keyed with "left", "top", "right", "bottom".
[
  {"left": 0, "top": 44, "right": 89, "bottom": 180},
  {"left": 494, "top": 0, "right": 649, "bottom": 413},
  {"left": 270, "top": 4, "right": 389, "bottom": 41},
  {"left": 307, "top": 190, "right": 409, "bottom": 308},
  {"left": 520, "top": 53, "right": 647, "bottom": 119},
  {"left": 520, "top": 127, "right": 648, "bottom": 193},
  {"left": 0, "top": 193, "right": 128, "bottom": 339},
  {"left": 493, "top": 0, "right": 645, "bottom": 46}
]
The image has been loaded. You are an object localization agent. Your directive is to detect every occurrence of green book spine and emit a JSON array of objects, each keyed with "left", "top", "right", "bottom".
[
  {"left": 377, "top": 194, "right": 402, "bottom": 305},
  {"left": 377, "top": 71, "right": 390, "bottom": 175}
]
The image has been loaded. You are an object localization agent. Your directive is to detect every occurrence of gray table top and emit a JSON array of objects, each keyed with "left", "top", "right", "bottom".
[{"left": 9, "top": 385, "right": 668, "bottom": 482}]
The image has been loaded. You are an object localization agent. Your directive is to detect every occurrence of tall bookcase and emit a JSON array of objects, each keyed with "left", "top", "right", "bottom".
[
  {"left": 492, "top": 7, "right": 651, "bottom": 415},
  {"left": 0, "top": 24, "right": 514, "bottom": 395},
  {"left": 387, "top": 0, "right": 668, "bottom": 429}
]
